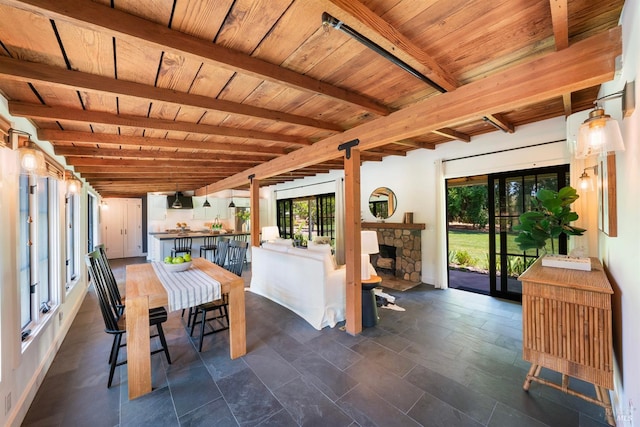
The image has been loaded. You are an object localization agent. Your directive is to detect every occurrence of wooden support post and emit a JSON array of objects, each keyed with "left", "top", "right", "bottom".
[
  {"left": 249, "top": 175, "right": 260, "bottom": 247},
  {"left": 344, "top": 148, "right": 362, "bottom": 335}
]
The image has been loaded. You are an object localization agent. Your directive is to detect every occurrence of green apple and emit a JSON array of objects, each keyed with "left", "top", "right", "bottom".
[
  {"left": 164, "top": 256, "right": 173, "bottom": 264},
  {"left": 173, "top": 256, "right": 185, "bottom": 264},
  {"left": 183, "top": 254, "right": 192, "bottom": 262}
]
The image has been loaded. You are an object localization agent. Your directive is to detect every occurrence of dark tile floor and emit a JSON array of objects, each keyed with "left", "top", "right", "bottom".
[{"left": 22, "top": 258, "right": 610, "bottom": 426}]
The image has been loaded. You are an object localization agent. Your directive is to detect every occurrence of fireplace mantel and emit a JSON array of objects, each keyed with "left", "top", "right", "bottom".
[{"left": 362, "top": 222, "right": 425, "bottom": 230}]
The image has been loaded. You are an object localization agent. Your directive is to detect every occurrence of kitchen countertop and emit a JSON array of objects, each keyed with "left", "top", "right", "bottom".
[{"left": 150, "top": 230, "right": 250, "bottom": 240}]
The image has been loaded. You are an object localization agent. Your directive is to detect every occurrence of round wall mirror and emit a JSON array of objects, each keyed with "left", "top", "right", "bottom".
[{"left": 368, "top": 187, "right": 397, "bottom": 219}]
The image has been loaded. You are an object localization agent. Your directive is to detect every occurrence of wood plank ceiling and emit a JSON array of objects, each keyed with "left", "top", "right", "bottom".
[{"left": 0, "top": 0, "right": 624, "bottom": 197}]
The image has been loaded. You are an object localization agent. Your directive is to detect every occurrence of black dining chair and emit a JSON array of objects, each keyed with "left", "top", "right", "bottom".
[
  {"left": 213, "top": 238, "right": 230, "bottom": 267},
  {"left": 171, "top": 237, "right": 192, "bottom": 258},
  {"left": 199, "top": 235, "right": 218, "bottom": 261},
  {"left": 225, "top": 240, "right": 249, "bottom": 276},
  {"left": 95, "top": 244, "right": 125, "bottom": 314},
  {"left": 188, "top": 239, "right": 245, "bottom": 352},
  {"left": 85, "top": 250, "right": 171, "bottom": 387}
]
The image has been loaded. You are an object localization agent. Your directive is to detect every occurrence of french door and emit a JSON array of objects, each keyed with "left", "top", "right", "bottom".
[{"left": 488, "top": 165, "right": 570, "bottom": 300}]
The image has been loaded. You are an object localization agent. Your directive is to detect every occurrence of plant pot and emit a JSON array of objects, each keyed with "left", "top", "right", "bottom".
[{"left": 540, "top": 254, "right": 591, "bottom": 271}]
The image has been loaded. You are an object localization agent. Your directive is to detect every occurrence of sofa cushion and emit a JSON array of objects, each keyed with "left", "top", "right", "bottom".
[
  {"left": 307, "top": 242, "right": 337, "bottom": 270},
  {"left": 262, "top": 242, "right": 290, "bottom": 252}
]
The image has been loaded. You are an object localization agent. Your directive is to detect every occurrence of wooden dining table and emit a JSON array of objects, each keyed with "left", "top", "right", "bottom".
[{"left": 125, "top": 257, "right": 246, "bottom": 400}]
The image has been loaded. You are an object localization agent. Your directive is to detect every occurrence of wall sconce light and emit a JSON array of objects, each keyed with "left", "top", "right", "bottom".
[
  {"left": 100, "top": 199, "right": 109, "bottom": 210},
  {"left": 575, "top": 82, "right": 634, "bottom": 158},
  {"left": 578, "top": 165, "right": 598, "bottom": 192},
  {"left": 65, "top": 171, "right": 81, "bottom": 194},
  {"left": 18, "top": 139, "right": 47, "bottom": 176},
  {"left": 202, "top": 184, "right": 211, "bottom": 208}
]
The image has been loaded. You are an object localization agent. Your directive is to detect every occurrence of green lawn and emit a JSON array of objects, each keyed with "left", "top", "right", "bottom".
[{"left": 448, "top": 229, "right": 538, "bottom": 275}]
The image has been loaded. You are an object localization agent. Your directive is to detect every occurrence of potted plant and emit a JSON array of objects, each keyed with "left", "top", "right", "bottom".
[{"left": 513, "top": 186, "right": 590, "bottom": 270}]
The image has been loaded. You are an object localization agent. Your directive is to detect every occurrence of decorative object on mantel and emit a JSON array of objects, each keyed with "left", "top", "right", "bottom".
[
  {"left": 403, "top": 212, "right": 413, "bottom": 224},
  {"left": 513, "top": 186, "right": 589, "bottom": 271}
]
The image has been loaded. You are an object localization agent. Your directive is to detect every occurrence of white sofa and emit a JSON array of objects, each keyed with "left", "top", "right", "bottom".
[{"left": 249, "top": 242, "right": 346, "bottom": 330}]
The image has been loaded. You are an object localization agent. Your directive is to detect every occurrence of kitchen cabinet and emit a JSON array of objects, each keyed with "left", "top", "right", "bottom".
[
  {"left": 148, "top": 194, "right": 167, "bottom": 220},
  {"left": 103, "top": 198, "right": 143, "bottom": 259}
]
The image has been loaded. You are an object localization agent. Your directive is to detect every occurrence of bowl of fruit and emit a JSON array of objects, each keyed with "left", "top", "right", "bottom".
[{"left": 163, "top": 254, "right": 192, "bottom": 272}]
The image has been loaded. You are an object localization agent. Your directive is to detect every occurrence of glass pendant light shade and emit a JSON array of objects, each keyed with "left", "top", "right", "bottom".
[
  {"left": 18, "top": 142, "right": 47, "bottom": 175},
  {"left": 575, "top": 108, "right": 624, "bottom": 158}
]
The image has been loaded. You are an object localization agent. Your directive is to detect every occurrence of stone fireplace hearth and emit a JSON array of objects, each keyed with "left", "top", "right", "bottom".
[{"left": 362, "top": 222, "right": 424, "bottom": 283}]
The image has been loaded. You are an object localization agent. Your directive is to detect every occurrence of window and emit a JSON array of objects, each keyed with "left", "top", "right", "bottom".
[
  {"left": 18, "top": 174, "right": 31, "bottom": 329},
  {"left": 37, "top": 176, "right": 50, "bottom": 308},
  {"left": 66, "top": 192, "right": 79, "bottom": 287},
  {"left": 276, "top": 193, "right": 336, "bottom": 242},
  {"left": 19, "top": 174, "right": 58, "bottom": 336}
]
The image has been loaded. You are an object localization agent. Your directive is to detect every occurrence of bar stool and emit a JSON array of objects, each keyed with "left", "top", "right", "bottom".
[
  {"left": 200, "top": 236, "right": 218, "bottom": 261},
  {"left": 171, "top": 237, "right": 192, "bottom": 258}
]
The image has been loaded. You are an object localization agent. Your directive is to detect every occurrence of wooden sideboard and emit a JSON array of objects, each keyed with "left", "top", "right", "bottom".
[{"left": 519, "top": 257, "right": 615, "bottom": 425}]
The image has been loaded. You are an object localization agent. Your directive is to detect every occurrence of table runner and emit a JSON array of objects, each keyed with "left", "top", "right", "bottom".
[{"left": 151, "top": 262, "right": 221, "bottom": 311}]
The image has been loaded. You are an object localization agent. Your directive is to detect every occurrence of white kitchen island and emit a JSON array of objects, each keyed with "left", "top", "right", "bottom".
[{"left": 148, "top": 230, "right": 250, "bottom": 262}]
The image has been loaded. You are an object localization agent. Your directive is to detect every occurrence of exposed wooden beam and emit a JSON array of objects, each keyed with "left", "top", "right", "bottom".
[
  {"left": 69, "top": 158, "right": 257, "bottom": 168},
  {"left": 484, "top": 113, "right": 515, "bottom": 133},
  {"left": 204, "top": 27, "right": 621, "bottom": 193},
  {"left": 0, "top": 0, "right": 391, "bottom": 116},
  {"left": 431, "top": 128, "right": 471, "bottom": 143},
  {"left": 326, "top": 0, "right": 458, "bottom": 91},
  {"left": 54, "top": 146, "right": 276, "bottom": 162},
  {"left": 550, "top": 0, "right": 569, "bottom": 50},
  {"left": 562, "top": 93, "right": 573, "bottom": 116},
  {"left": 394, "top": 140, "right": 436, "bottom": 150},
  {"left": 10, "top": 102, "right": 310, "bottom": 145},
  {"left": 39, "top": 130, "right": 287, "bottom": 156},
  {"left": 0, "top": 56, "right": 342, "bottom": 132},
  {"left": 550, "top": 0, "right": 571, "bottom": 116}
]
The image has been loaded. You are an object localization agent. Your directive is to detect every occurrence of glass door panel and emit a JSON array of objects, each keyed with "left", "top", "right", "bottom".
[{"left": 489, "top": 165, "right": 569, "bottom": 300}]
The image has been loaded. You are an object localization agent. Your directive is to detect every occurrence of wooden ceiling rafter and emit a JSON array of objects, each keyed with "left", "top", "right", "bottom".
[
  {"left": 53, "top": 146, "right": 278, "bottom": 162},
  {"left": 550, "top": 0, "right": 572, "bottom": 116},
  {"left": 202, "top": 26, "right": 621, "bottom": 194},
  {"left": 38, "top": 130, "right": 288, "bottom": 156},
  {"left": 9, "top": 101, "right": 311, "bottom": 146},
  {"left": 0, "top": 0, "right": 391, "bottom": 116},
  {"left": 0, "top": 56, "right": 342, "bottom": 132},
  {"left": 324, "top": 0, "right": 458, "bottom": 92}
]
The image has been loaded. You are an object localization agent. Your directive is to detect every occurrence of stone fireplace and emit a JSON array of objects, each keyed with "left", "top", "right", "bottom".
[{"left": 362, "top": 222, "right": 424, "bottom": 283}]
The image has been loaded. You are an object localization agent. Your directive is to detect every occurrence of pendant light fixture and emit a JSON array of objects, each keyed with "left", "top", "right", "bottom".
[
  {"left": 172, "top": 184, "right": 182, "bottom": 209},
  {"left": 228, "top": 189, "right": 235, "bottom": 208},
  {"left": 203, "top": 185, "right": 211, "bottom": 208}
]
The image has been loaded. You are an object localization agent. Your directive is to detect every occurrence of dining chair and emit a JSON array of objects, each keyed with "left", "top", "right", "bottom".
[
  {"left": 85, "top": 250, "right": 171, "bottom": 387},
  {"left": 95, "top": 244, "right": 125, "bottom": 314},
  {"left": 225, "top": 240, "right": 249, "bottom": 276},
  {"left": 199, "top": 235, "right": 218, "bottom": 261},
  {"left": 171, "top": 237, "right": 192, "bottom": 258},
  {"left": 183, "top": 238, "right": 230, "bottom": 328},
  {"left": 189, "top": 239, "right": 245, "bottom": 352},
  {"left": 213, "top": 238, "right": 230, "bottom": 267}
]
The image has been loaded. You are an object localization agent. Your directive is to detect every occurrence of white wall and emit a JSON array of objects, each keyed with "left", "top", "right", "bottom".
[
  {"left": 360, "top": 116, "right": 570, "bottom": 285},
  {"left": 597, "top": 1, "right": 640, "bottom": 423},
  {"left": 0, "top": 98, "right": 92, "bottom": 427}
]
